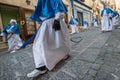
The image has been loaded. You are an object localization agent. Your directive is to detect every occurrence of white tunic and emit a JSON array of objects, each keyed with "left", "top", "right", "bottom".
[
  {"left": 33, "top": 18, "right": 70, "bottom": 70},
  {"left": 101, "top": 10, "right": 113, "bottom": 31},
  {"left": 70, "top": 24, "right": 78, "bottom": 34},
  {"left": 94, "top": 21, "right": 98, "bottom": 27},
  {"left": 8, "top": 34, "right": 23, "bottom": 51}
]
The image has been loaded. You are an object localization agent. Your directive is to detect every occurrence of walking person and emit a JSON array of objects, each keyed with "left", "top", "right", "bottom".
[
  {"left": 101, "top": 3, "right": 113, "bottom": 32},
  {"left": 69, "top": 17, "right": 79, "bottom": 34},
  {"left": 27, "top": 0, "right": 70, "bottom": 77},
  {"left": 0, "top": 19, "right": 23, "bottom": 53},
  {"left": 83, "top": 21, "right": 88, "bottom": 29},
  {"left": 93, "top": 18, "right": 98, "bottom": 27}
]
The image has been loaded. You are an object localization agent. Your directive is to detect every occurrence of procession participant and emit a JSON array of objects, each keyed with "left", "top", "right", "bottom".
[
  {"left": 101, "top": 3, "right": 113, "bottom": 32},
  {"left": 93, "top": 18, "right": 98, "bottom": 27},
  {"left": 27, "top": 0, "right": 70, "bottom": 77},
  {"left": 69, "top": 17, "right": 79, "bottom": 34},
  {"left": 0, "top": 19, "right": 23, "bottom": 53},
  {"left": 83, "top": 21, "right": 88, "bottom": 29}
]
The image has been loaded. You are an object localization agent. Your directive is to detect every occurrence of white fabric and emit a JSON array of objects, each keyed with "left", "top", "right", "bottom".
[
  {"left": 94, "top": 22, "right": 98, "bottom": 27},
  {"left": 84, "top": 24, "right": 87, "bottom": 29},
  {"left": 55, "top": 12, "right": 65, "bottom": 20},
  {"left": 113, "top": 16, "right": 118, "bottom": 25},
  {"left": 33, "top": 18, "right": 70, "bottom": 70},
  {"left": 101, "top": 10, "right": 113, "bottom": 31},
  {"left": 70, "top": 24, "right": 78, "bottom": 34},
  {"left": 8, "top": 34, "right": 23, "bottom": 51}
]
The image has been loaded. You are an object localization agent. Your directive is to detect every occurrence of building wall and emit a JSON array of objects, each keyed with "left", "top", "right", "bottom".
[
  {"left": 74, "top": 1, "right": 92, "bottom": 26},
  {"left": 84, "top": 0, "right": 94, "bottom": 8},
  {"left": 0, "top": 0, "right": 37, "bottom": 10}
]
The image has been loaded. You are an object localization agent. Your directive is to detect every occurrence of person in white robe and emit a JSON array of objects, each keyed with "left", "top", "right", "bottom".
[
  {"left": 101, "top": 4, "right": 113, "bottom": 32},
  {"left": 0, "top": 19, "right": 23, "bottom": 53},
  {"left": 69, "top": 18, "right": 79, "bottom": 34},
  {"left": 93, "top": 18, "right": 98, "bottom": 27},
  {"left": 83, "top": 21, "right": 88, "bottom": 29},
  {"left": 27, "top": 0, "right": 70, "bottom": 77}
]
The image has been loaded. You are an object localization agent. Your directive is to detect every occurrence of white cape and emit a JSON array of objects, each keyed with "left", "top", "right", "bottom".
[{"left": 33, "top": 18, "right": 70, "bottom": 70}]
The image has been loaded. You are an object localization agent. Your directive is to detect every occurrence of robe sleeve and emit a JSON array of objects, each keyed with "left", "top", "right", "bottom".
[
  {"left": 30, "top": 0, "right": 42, "bottom": 22},
  {"left": 1, "top": 24, "right": 9, "bottom": 35},
  {"left": 11, "top": 24, "right": 20, "bottom": 34}
]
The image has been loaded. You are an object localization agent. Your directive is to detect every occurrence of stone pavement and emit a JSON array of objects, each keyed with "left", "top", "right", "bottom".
[{"left": 0, "top": 26, "right": 120, "bottom": 80}]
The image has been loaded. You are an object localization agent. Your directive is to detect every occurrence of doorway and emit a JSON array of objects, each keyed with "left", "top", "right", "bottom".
[{"left": 77, "top": 11, "right": 83, "bottom": 26}]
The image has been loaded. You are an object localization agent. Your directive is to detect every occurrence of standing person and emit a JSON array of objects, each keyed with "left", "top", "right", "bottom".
[
  {"left": 101, "top": 3, "right": 113, "bottom": 32},
  {"left": 0, "top": 19, "right": 23, "bottom": 53},
  {"left": 93, "top": 18, "right": 98, "bottom": 27},
  {"left": 27, "top": 0, "right": 70, "bottom": 77},
  {"left": 69, "top": 17, "right": 79, "bottom": 34},
  {"left": 83, "top": 21, "right": 88, "bottom": 29}
]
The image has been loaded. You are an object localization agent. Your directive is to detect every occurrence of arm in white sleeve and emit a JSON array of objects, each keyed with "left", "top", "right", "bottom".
[{"left": 55, "top": 12, "right": 65, "bottom": 20}]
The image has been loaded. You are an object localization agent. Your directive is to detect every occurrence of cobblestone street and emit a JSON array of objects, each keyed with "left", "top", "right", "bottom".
[{"left": 0, "top": 26, "right": 120, "bottom": 80}]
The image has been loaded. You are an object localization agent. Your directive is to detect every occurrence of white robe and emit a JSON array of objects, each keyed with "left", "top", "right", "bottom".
[
  {"left": 8, "top": 34, "right": 23, "bottom": 51},
  {"left": 101, "top": 10, "right": 113, "bottom": 31},
  {"left": 84, "top": 24, "right": 87, "bottom": 29},
  {"left": 33, "top": 18, "right": 70, "bottom": 70},
  {"left": 94, "top": 22, "right": 98, "bottom": 27},
  {"left": 70, "top": 24, "right": 78, "bottom": 34}
]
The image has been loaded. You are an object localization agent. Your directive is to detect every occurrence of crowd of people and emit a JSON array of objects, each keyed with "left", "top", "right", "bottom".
[{"left": 0, "top": 0, "right": 119, "bottom": 78}]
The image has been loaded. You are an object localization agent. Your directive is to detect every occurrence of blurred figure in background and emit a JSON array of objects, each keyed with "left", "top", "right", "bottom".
[
  {"left": 69, "top": 17, "right": 79, "bottom": 34},
  {"left": 93, "top": 18, "right": 98, "bottom": 27},
  {"left": 83, "top": 21, "right": 88, "bottom": 29},
  {"left": 0, "top": 19, "right": 23, "bottom": 53},
  {"left": 101, "top": 2, "right": 113, "bottom": 32}
]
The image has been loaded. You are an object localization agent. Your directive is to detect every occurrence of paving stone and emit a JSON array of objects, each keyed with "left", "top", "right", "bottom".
[
  {"left": 82, "top": 74, "right": 93, "bottom": 80},
  {"left": 88, "top": 69, "right": 97, "bottom": 77},
  {"left": 105, "top": 74, "right": 115, "bottom": 80},
  {"left": 62, "top": 60, "right": 92, "bottom": 79},
  {"left": 92, "top": 63, "right": 101, "bottom": 70},
  {"left": 76, "top": 48, "right": 100, "bottom": 63},
  {"left": 101, "top": 65, "right": 116, "bottom": 73},
  {"left": 50, "top": 71, "right": 77, "bottom": 80},
  {"left": 96, "top": 70, "right": 107, "bottom": 79}
]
